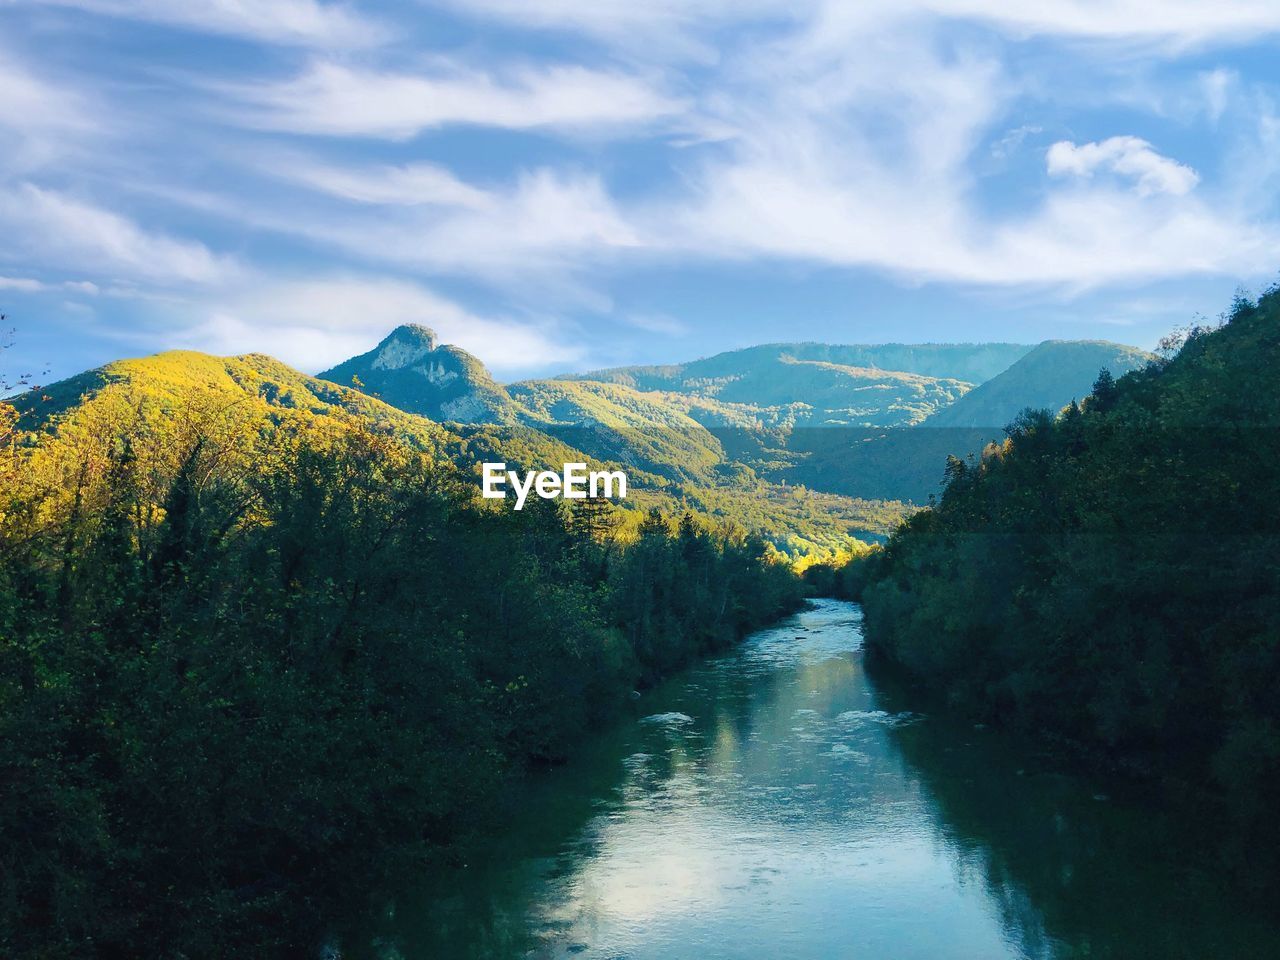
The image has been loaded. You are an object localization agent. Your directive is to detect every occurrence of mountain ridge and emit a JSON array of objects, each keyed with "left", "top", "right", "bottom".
[
  {"left": 309, "top": 327, "right": 1151, "bottom": 508},
  {"left": 922, "top": 339, "right": 1156, "bottom": 429},
  {"left": 559, "top": 341, "right": 1038, "bottom": 389}
]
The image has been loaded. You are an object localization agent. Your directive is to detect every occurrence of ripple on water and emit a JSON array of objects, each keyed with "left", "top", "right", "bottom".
[
  {"left": 834, "top": 709, "right": 922, "bottom": 727},
  {"left": 639, "top": 712, "right": 694, "bottom": 726}
]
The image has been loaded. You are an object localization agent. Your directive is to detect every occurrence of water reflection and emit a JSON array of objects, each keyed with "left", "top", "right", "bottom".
[
  {"left": 346, "top": 600, "right": 1280, "bottom": 960},
  {"left": 877, "top": 673, "right": 1280, "bottom": 960}
]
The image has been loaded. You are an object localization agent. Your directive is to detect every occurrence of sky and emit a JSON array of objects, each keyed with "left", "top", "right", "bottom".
[{"left": 2, "top": 1, "right": 1280, "bottom": 385}]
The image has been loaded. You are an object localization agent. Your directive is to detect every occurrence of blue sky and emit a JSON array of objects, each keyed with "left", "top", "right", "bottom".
[{"left": 2, "top": 1, "right": 1280, "bottom": 385}]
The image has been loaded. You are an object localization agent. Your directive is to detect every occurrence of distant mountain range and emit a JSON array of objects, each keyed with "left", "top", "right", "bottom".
[
  {"left": 14, "top": 325, "right": 1153, "bottom": 559},
  {"left": 564, "top": 342, "right": 1034, "bottom": 389},
  {"left": 314, "top": 326, "right": 1153, "bottom": 504}
]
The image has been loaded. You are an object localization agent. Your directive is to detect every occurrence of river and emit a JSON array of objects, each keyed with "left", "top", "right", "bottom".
[{"left": 342, "top": 599, "right": 1280, "bottom": 959}]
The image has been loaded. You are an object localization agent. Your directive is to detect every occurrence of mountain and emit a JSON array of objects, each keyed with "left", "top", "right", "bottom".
[
  {"left": 12, "top": 347, "right": 903, "bottom": 558},
  {"left": 317, "top": 324, "right": 515, "bottom": 424},
  {"left": 567, "top": 342, "right": 1034, "bottom": 391},
  {"left": 312, "top": 327, "right": 736, "bottom": 485},
  {"left": 922, "top": 340, "right": 1155, "bottom": 428},
  {"left": 314, "top": 330, "right": 1150, "bottom": 510},
  {"left": 13, "top": 349, "right": 452, "bottom": 452}
]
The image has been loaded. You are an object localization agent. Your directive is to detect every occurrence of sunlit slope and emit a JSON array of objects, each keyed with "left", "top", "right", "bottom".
[
  {"left": 10, "top": 348, "right": 903, "bottom": 559},
  {"left": 14, "top": 349, "right": 453, "bottom": 450},
  {"left": 506, "top": 378, "right": 728, "bottom": 484}
]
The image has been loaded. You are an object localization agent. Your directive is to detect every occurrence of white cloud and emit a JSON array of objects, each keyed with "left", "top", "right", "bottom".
[
  {"left": 179, "top": 12, "right": 1271, "bottom": 298},
  {"left": 1046, "top": 136, "right": 1199, "bottom": 196},
  {"left": 176, "top": 276, "right": 581, "bottom": 372},
  {"left": 223, "top": 60, "right": 685, "bottom": 139},
  {"left": 422, "top": 169, "right": 641, "bottom": 265},
  {"left": 633, "top": 20, "right": 1277, "bottom": 290},
  {"left": 0, "top": 276, "right": 47, "bottom": 292},
  {"left": 223, "top": 167, "right": 641, "bottom": 289},
  {"left": 6, "top": 0, "right": 1280, "bottom": 351},
  {"left": 27, "top": 0, "right": 384, "bottom": 48},
  {"left": 444, "top": 0, "right": 1280, "bottom": 50},
  {"left": 646, "top": 25, "right": 998, "bottom": 270},
  {"left": 0, "top": 185, "right": 239, "bottom": 285},
  {"left": 283, "top": 159, "right": 495, "bottom": 208},
  {"left": 978, "top": 190, "right": 1274, "bottom": 284},
  {"left": 0, "top": 276, "right": 106, "bottom": 294},
  {"left": 915, "top": 0, "right": 1280, "bottom": 46}
]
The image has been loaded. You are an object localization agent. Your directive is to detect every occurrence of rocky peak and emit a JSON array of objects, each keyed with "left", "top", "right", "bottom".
[
  {"left": 372, "top": 325, "right": 439, "bottom": 371},
  {"left": 318, "top": 325, "right": 516, "bottom": 425}
]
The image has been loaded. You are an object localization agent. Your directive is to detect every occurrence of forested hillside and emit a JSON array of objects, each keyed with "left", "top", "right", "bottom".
[
  {"left": 0, "top": 351, "right": 804, "bottom": 957},
  {"left": 849, "top": 289, "right": 1280, "bottom": 836}
]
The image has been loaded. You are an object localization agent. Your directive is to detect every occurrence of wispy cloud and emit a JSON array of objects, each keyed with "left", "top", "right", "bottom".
[
  {"left": 628, "top": 18, "right": 1277, "bottom": 289},
  {"left": 0, "top": 57, "right": 92, "bottom": 133},
  {"left": 913, "top": 0, "right": 1280, "bottom": 47},
  {"left": 214, "top": 166, "right": 642, "bottom": 290},
  {"left": 0, "top": 276, "right": 48, "bottom": 292},
  {"left": 990, "top": 124, "right": 1043, "bottom": 161},
  {"left": 220, "top": 60, "right": 686, "bottom": 139},
  {"left": 623, "top": 313, "right": 689, "bottom": 336},
  {"left": 425, "top": 0, "right": 807, "bottom": 61},
  {"left": 279, "top": 158, "right": 495, "bottom": 208},
  {"left": 432, "top": 0, "right": 1280, "bottom": 53},
  {"left": 0, "top": 52, "right": 102, "bottom": 174},
  {"left": 0, "top": 275, "right": 102, "bottom": 293},
  {"left": 26, "top": 0, "right": 385, "bottom": 48},
  {"left": 0, "top": 185, "right": 239, "bottom": 285}
]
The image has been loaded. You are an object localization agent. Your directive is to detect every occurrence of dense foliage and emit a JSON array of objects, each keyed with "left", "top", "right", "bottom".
[
  {"left": 855, "top": 289, "right": 1280, "bottom": 828},
  {"left": 0, "top": 370, "right": 802, "bottom": 958}
]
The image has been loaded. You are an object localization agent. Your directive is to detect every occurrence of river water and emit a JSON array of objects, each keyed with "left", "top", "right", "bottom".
[{"left": 348, "top": 599, "right": 1280, "bottom": 959}]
